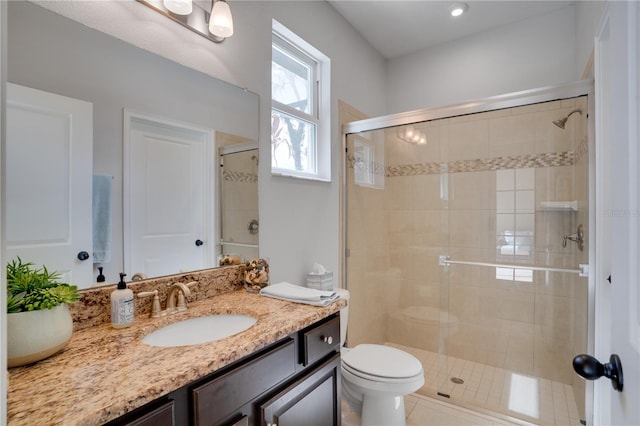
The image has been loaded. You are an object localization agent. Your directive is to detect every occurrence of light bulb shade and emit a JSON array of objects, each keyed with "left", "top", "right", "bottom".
[
  {"left": 163, "top": 0, "right": 192, "bottom": 15},
  {"left": 209, "top": 0, "right": 234, "bottom": 38}
]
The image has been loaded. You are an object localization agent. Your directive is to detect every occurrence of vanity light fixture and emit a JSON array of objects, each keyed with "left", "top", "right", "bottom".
[
  {"left": 449, "top": 3, "right": 468, "bottom": 17},
  {"left": 397, "top": 126, "right": 427, "bottom": 145},
  {"left": 163, "top": 0, "right": 192, "bottom": 15},
  {"left": 138, "top": 0, "right": 234, "bottom": 43}
]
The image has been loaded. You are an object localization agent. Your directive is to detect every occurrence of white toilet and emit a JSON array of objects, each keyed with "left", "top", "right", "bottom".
[{"left": 336, "top": 289, "right": 424, "bottom": 426}]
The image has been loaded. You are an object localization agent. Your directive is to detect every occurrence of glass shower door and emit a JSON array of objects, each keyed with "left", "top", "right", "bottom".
[
  {"left": 436, "top": 96, "right": 590, "bottom": 424},
  {"left": 343, "top": 89, "right": 591, "bottom": 426}
]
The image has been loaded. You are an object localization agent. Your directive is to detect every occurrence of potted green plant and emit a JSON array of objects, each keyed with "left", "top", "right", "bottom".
[{"left": 6, "top": 257, "right": 81, "bottom": 367}]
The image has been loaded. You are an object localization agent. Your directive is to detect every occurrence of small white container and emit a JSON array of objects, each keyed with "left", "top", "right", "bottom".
[{"left": 306, "top": 271, "right": 334, "bottom": 291}]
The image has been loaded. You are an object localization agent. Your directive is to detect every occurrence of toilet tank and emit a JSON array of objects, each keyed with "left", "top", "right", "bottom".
[{"left": 334, "top": 288, "right": 350, "bottom": 347}]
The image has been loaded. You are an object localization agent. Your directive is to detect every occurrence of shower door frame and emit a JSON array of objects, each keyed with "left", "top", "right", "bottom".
[{"left": 341, "top": 79, "right": 596, "bottom": 424}]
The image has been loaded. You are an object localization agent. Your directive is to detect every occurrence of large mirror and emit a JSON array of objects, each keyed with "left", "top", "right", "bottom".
[{"left": 5, "top": 1, "right": 260, "bottom": 288}]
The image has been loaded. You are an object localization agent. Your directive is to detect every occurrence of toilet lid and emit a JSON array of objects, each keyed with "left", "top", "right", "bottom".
[{"left": 342, "top": 344, "right": 423, "bottom": 379}]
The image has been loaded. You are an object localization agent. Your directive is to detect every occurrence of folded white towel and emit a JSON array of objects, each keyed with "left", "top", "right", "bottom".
[{"left": 260, "top": 282, "right": 340, "bottom": 306}]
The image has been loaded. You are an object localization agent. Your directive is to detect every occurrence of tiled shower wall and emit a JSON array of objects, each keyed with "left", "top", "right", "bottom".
[{"left": 346, "top": 97, "right": 588, "bottom": 399}]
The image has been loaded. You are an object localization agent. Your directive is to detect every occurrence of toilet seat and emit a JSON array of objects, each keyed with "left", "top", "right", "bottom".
[
  {"left": 342, "top": 362, "right": 423, "bottom": 385},
  {"left": 341, "top": 344, "right": 423, "bottom": 382}
]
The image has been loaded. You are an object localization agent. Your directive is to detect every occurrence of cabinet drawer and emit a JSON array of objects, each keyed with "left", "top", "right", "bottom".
[
  {"left": 302, "top": 315, "right": 340, "bottom": 366},
  {"left": 192, "top": 338, "right": 296, "bottom": 425}
]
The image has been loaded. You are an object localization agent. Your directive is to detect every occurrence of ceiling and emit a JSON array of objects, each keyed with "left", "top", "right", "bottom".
[{"left": 328, "top": 1, "right": 575, "bottom": 59}]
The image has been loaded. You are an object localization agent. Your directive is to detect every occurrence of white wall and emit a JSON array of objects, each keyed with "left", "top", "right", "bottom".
[
  {"left": 256, "top": 2, "right": 387, "bottom": 283},
  {"left": 27, "top": 0, "right": 388, "bottom": 285},
  {"left": 386, "top": 5, "right": 578, "bottom": 113},
  {"left": 575, "top": 1, "right": 607, "bottom": 78}
]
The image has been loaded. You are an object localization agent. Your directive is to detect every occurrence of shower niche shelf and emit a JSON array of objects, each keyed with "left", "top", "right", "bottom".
[{"left": 540, "top": 201, "right": 578, "bottom": 211}]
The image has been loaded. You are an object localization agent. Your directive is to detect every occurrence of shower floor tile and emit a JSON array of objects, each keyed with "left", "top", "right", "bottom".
[{"left": 386, "top": 343, "right": 582, "bottom": 426}]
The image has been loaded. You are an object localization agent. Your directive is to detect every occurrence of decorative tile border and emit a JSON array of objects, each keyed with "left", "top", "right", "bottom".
[
  {"left": 348, "top": 151, "right": 576, "bottom": 177},
  {"left": 223, "top": 170, "right": 258, "bottom": 183},
  {"left": 347, "top": 155, "right": 386, "bottom": 177}
]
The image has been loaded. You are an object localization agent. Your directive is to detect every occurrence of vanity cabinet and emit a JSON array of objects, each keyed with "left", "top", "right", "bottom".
[{"left": 106, "top": 313, "right": 341, "bottom": 426}]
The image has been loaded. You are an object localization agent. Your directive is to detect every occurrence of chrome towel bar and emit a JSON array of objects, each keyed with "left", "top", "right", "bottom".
[{"left": 438, "top": 256, "right": 589, "bottom": 277}]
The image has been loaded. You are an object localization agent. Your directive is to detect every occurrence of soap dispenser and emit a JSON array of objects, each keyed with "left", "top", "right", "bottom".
[
  {"left": 96, "top": 267, "right": 105, "bottom": 283},
  {"left": 111, "top": 273, "right": 134, "bottom": 328}
]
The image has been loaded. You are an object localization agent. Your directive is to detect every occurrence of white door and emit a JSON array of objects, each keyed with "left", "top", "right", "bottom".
[
  {"left": 5, "top": 83, "right": 93, "bottom": 285},
  {"left": 593, "top": 2, "right": 640, "bottom": 424},
  {"left": 124, "top": 111, "right": 214, "bottom": 278}
]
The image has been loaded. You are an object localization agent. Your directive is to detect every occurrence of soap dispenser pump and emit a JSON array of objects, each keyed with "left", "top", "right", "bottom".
[
  {"left": 97, "top": 267, "right": 105, "bottom": 283},
  {"left": 111, "top": 273, "right": 134, "bottom": 328}
]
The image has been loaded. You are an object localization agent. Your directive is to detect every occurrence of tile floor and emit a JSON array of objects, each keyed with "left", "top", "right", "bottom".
[
  {"left": 342, "top": 393, "right": 524, "bottom": 426},
  {"left": 342, "top": 343, "right": 583, "bottom": 426}
]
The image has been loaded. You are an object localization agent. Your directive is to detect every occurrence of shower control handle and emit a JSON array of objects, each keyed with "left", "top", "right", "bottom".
[
  {"left": 322, "top": 336, "right": 333, "bottom": 345},
  {"left": 573, "top": 354, "right": 623, "bottom": 392}
]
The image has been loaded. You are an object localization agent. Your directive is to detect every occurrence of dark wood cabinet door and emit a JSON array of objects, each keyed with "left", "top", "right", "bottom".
[{"left": 260, "top": 353, "right": 341, "bottom": 426}]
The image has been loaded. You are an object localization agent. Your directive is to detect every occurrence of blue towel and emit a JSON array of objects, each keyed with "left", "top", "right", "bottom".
[{"left": 92, "top": 174, "right": 113, "bottom": 263}]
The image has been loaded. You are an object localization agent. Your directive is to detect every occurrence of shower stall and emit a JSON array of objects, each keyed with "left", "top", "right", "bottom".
[
  {"left": 218, "top": 134, "right": 259, "bottom": 263},
  {"left": 343, "top": 82, "right": 592, "bottom": 425}
]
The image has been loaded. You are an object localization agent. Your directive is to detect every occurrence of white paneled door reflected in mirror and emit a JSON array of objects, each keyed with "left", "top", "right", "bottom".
[{"left": 5, "top": 1, "right": 259, "bottom": 288}]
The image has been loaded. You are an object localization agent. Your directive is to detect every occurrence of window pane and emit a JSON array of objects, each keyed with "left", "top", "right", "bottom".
[
  {"left": 272, "top": 44, "right": 312, "bottom": 114},
  {"left": 271, "top": 110, "right": 316, "bottom": 174}
]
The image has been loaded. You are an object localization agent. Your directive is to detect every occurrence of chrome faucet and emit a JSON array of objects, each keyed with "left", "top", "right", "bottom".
[{"left": 138, "top": 281, "right": 197, "bottom": 318}]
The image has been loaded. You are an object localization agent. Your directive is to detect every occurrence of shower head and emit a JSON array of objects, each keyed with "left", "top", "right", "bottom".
[{"left": 553, "top": 108, "right": 583, "bottom": 129}]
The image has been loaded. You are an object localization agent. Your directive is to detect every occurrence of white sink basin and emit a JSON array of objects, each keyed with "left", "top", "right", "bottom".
[{"left": 142, "top": 314, "right": 257, "bottom": 347}]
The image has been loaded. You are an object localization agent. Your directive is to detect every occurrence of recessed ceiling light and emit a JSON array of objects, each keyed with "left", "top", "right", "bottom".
[{"left": 449, "top": 3, "right": 468, "bottom": 17}]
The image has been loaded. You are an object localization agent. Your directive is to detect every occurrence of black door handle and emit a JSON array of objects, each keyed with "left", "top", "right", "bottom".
[
  {"left": 195, "top": 239, "right": 204, "bottom": 247},
  {"left": 573, "top": 354, "right": 623, "bottom": 391},
  {"left": 77, "top": 251, "right": 90, "bottom": 261}
]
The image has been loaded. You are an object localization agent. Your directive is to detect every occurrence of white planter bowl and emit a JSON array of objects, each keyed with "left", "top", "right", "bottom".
[{"left": 7, "top": 303, "right": 73, "bottom": 368}]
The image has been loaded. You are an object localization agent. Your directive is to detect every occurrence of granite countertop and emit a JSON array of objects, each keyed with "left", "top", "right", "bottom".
[{"left": 8, "top": 289, "right": 346, "bottom": 425}]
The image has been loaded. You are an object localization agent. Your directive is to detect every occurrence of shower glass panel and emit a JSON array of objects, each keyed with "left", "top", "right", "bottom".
[
  {"left": 345, "top": 94, "right": 590, "bottom": 425},
  {"left": 219, "top": 145, "right": 259, "bottom": 263}
]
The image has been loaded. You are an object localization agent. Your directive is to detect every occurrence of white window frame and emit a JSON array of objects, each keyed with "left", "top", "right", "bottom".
[{"left": 271, "top": 20, "right": 331, "bottom": 181}]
